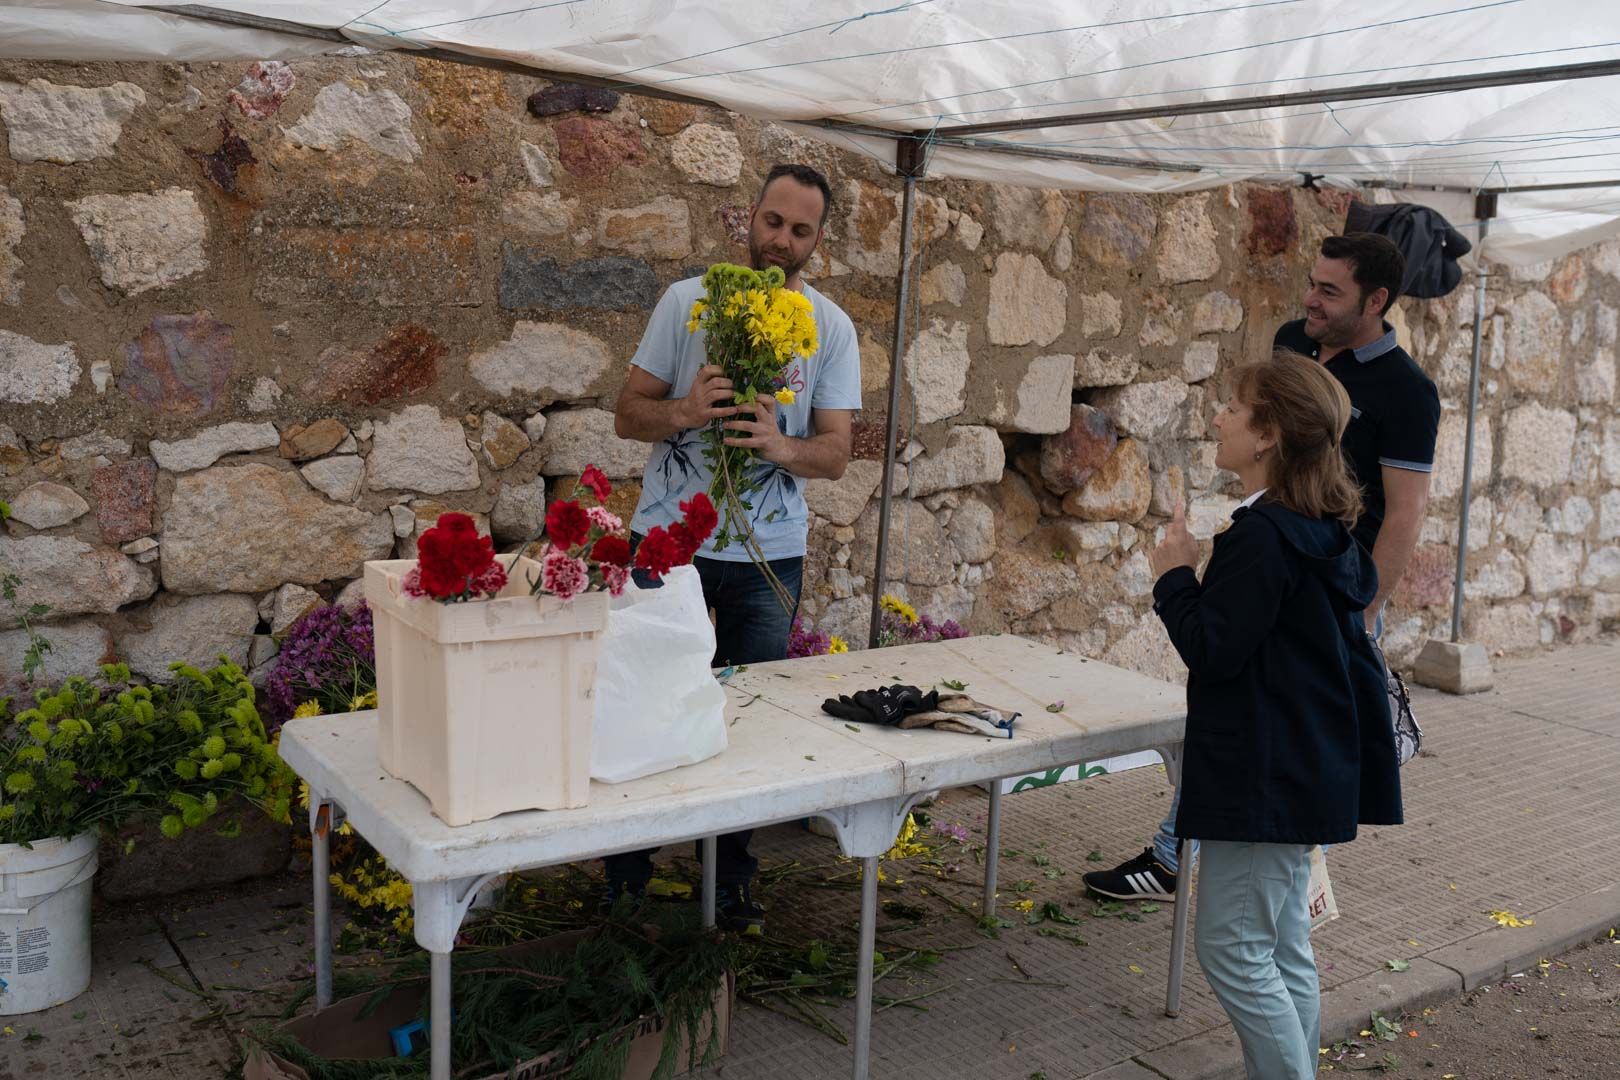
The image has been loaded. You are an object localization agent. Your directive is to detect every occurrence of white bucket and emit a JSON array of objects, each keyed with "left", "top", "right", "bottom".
[{"left": 0, "top": 831, "right": 98, "bottom": 1015}]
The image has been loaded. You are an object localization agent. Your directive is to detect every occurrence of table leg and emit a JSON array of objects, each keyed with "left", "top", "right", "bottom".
[
  {"left": 852, "top": 855, "right": 880, "bottom": 1080},
  {"left": 701, "top": 835, "right": 717, "bottom": 928},
  {"left": 311, "top": 802, "right": 333, "bottom": 1009},
  {"left": 431, "top": 949, "right": 452, "bottom": 1080},
  {"left": 1166, "top": 836, "right": 1193, "bottom": 1018},
  {"left": 982, "top": 783, "right": 1003, "bottom": 918}
]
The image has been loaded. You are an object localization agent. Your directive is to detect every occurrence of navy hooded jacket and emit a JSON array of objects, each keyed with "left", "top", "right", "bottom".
[{"left": 1153, "top": 500, "right": 1403, "bottom": 845}]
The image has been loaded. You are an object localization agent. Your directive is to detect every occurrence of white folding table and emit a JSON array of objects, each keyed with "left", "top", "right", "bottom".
[{"left": 279, "top": 635, "right": 1191, "bottom": 1080}]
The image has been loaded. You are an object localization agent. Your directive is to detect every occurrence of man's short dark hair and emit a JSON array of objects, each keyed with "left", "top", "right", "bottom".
[
  {"left": 1320, "top": 232, "right": 1405, "bottom": 315},
  {"left": 760, "top": 163, "right": 833, "bottom": 227}
]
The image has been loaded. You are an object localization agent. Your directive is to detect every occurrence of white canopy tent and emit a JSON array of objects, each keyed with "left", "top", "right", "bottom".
[{"left": 6, "top": 0, "right": 1620, "bottom": 646}]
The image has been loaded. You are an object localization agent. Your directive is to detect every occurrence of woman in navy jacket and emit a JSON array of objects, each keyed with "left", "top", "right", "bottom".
[{"left": 1150, "top": 350, "right": 1401, "bottom": 1079}]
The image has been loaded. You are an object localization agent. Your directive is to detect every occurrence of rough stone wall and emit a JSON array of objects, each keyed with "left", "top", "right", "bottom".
[{"left": 0, "top": 54, "right": 1615, "bottom": 692}]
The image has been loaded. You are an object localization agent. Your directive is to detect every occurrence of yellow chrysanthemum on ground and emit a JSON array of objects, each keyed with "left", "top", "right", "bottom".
[
  {"left": 774, "top": 388, "right": 797, "bottom": 406},
  {"left": 828, "top": 635, "right": 849, "bottom": 654},
  {"left": 880, "top": 594, "right": 919, "bottom": 624}
]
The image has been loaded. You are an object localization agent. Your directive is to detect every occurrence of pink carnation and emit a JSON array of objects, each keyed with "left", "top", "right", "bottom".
[
  {"left": 587, "top": 506, "right": 623, "bottom": 534},
  {"left": 541, "top": 547, "right": 590, "bottom": 601},
  {"left": 470, "top": 560, "right": 508, "bottom": 598},
  {"left": 402, "top": 565, "right": 426, "bottom": 598},
  {"left": 602, "top": 564, "right": 631, "bottom": 597}
]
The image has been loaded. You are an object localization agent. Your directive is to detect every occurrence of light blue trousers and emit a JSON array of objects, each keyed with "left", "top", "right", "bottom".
[{"left": 1195, "top": 840, "right": 1320, "bottom": 1080}]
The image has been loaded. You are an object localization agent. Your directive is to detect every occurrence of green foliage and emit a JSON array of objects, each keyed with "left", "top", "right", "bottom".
[
  {"left": 0, "top": 659, "right": 298, "bottom": 845},
  {"left": 1, "top": 568, "right": 53, "bottom": 685}
]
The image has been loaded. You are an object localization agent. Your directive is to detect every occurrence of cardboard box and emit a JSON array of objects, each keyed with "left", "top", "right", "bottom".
[
  {"left": 245, "top": 932, "right": 731, "bottom": 1080},
  {"left": 982, "top": 749, "right": 1164, "bottom": 796}
]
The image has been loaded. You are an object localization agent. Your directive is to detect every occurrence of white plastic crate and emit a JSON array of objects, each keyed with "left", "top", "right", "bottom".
[{"left": 364, "top": 556, "right": 609, "bottom": 826}]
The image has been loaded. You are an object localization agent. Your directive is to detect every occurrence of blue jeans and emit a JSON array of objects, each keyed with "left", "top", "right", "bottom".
[
  {"left": 1153, "top": 610, "right": 1383, "bottom": 873},
  {"left": 1196, "top": 841, "right": 1319, "bottom": 1079},
  {"left": 602, "top": 539, "right": 804, "bottom": 889}
]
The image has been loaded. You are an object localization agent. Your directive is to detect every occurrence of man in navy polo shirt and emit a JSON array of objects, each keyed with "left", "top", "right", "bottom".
[{"left": 1084, "top": 231, "right": 1440, "bottom": 904}]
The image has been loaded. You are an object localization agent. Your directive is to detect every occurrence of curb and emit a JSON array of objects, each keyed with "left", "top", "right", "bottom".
[{"left": 1112, "top": 881, "right": 1620, "bottom": 1080}]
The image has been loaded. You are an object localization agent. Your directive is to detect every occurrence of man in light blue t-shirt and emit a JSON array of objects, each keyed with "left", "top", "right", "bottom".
[{"left": 608, "top": 163, "right": 861, "bottom": 931}]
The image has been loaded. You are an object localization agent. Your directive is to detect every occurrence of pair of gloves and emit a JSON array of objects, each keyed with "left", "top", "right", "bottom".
[{"left": 821, "top": 684, "right": 1018, "bottom": 739}]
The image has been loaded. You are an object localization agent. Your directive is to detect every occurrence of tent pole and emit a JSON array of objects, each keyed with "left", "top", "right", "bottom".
[
  {"left": 869, "top": 137, "right": 927, "bottom": 649},
  {"left": 1450, "top": 197, "right": 1495, "bottom": 642}
]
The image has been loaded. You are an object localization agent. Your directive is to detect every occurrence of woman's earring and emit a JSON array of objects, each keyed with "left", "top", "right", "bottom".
[{"left": 1254, "top": 449, "right": 1263, "bottom": 461}]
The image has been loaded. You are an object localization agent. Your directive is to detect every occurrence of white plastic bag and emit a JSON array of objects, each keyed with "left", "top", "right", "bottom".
[
  {"left": 1306, "top": 845, "right": 1339, "bottom": 932},
  {"left": 590, "top": 565, "right": 728, "bottom": 783}
]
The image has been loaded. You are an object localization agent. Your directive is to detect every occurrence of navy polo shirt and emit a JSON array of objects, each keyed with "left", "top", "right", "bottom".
[{"left": 1274, "top": 319, "right": 1441, "bottom": 552}]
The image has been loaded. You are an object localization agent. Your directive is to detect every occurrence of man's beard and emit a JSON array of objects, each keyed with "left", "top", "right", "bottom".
[
  {"left": 749, "top": 236, "right": 810, "bottom": 281},
  {"left": 1304, "top": 309, "right": 1363, "bottom": 348}
]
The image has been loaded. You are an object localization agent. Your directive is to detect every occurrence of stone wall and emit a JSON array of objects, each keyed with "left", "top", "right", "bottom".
[{"left": 1, "top": 54, "right": 1616, "bottom": 692}]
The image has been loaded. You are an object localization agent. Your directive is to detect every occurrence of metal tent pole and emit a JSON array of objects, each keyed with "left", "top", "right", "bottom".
[
  {"left": 868, "top": 136, "right": 927, "bottom": 648},
  {"left": 1450, "top": 195, "right": 1495, "bottom": 642}
]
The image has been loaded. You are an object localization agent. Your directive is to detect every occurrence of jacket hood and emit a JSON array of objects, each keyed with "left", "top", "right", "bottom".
[{"left": 1245, "top": 501, "right": 1378, "bottom": 609}]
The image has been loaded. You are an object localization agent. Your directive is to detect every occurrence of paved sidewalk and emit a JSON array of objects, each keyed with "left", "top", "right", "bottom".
[{"left": 2, "top": 639, "right": 1614, "bottom": 1080}]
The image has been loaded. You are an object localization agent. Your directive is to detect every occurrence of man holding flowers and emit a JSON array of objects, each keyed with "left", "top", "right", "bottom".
[{"left": 610, "top": 163, "right": 861, "bottom": 932}]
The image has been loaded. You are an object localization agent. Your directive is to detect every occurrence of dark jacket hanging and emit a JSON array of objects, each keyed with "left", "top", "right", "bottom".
[
  {"left": 1345, "top": 199, "right": 1473, "bottom": 299},
  {"left": 1153, "top": 500, "right": 1403, "bottom": 846}
]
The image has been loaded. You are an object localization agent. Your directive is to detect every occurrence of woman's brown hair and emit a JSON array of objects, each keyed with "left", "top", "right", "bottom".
[{"left": 1229, "top": 350, "right": 1364, "bottom": 526}]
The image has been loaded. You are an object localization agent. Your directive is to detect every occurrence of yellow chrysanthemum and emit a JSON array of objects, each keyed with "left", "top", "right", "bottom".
[
  {"left": 348, "top": 691, "right": 377, "bottom": 712},
  {"left": 880, "top": 594, "right": 919, "bottom": 625},
  {"left": 828, "top": 635, "right": 849, "bottom": 654},
  {"left": 774, "top": 388, "right": 797, "bottom": 406},
  {"left": 293, "top": 700, "right": 321, "bottom": 719}
]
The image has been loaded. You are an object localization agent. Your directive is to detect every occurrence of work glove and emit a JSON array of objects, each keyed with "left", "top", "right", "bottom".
[
  {"left": 896, "top": 693, "right": 1020, "bottom": 739},
  {"left": 821, "top": 683, "right": 938, "bottom": 726}
]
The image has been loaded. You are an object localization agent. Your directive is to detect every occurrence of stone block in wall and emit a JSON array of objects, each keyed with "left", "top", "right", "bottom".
[
  {"left": 1, "top": 189, "right": 27, "bottom": 302},
  {"left": 93, "top": 458, "right": 157, "bottom": 543},
  {"left": 1601, "top": 490, "right": 1620, "bottom": 541},
  {"left": 905, "top": 319, "right": 971, "bottom": 425},
  {"left": 1090, "top": 380, "right": 1190, "bottom": 439},
  {"left": 1605, "top": 419, "right": 1620, "bottom": 485},
  {"left": 804, "top": 459, "right": 883, "bottom": 528},
  {"left": 120, "top": 593, "right": 259, "bottom": 682},
  {"left": 1525, "top": 533, "right": 1583, "bottom": 597},
  {"left": 1155, "top": 195, "right": 1220, "bottom": 284},
  {"left": 0, "top": 536, "right": 155, "bottom": 619},
  {"left": 0, "top": 620, "right": 113, "bottom": 690},
  {"left": 1040, "top": 404, "right": 1117, "bottom": 494},
  {"left": 1191, "top": 290, "right": 1244, "bottom": 335},
  {"left": 120, "top": 313, "right": 236, "bottom": 415},
  {"left": 150, "top": 421, "right": 279, "bottom": 473},
  {"left": 1466, "top": 602, "right": 1541, "bottom": 652},
  {"left": 946, "top": 498, "right": 996, "bottom": 565},
  {"left": 480, "top": 412, "right": 530, "bottom": 469},
  {"left": 366, "top": 405, "right": 481, "bottom": 495},
  {"left": 554, "top": 116, "right": 646, "bottom": 178},
  {"left": 1061, "top": 439, "right": 1151, "bottom": 523},
  {"left": 254, "top": 228, "right": 477, "bottom": 307},
  {"left": 638, "top": 98, "right": 698, "bottom": 135},
  {"left": 0, "top": 78, "right": 144, "bottom": 163},
  {"left": 841, "top": 180, "right": 951, "bottom": 277},
  {"left": 1391, "top": 543, "right": 1455, "bottom": 610},
  {"left": 1503, "top": 291, "right": 1563, "bottom": 390},
  {"left": 1547, "top": 256, "right": 1587, "bottom": 305},
  {"left": 983, "top": 548, "right": 1078, "bottom": 622},
  {"left": 595, "top": 196, "right": 694, "bottom": 259},
  {"left": 0, "top": 330, "right": 79, "bottom": 405},
  {"left": 1245, "top": 187, "right": 1298, "bottom": 258},
  {"left": 1138, "top": 292, "right": 1183, "bottom": 348},
  {"left": 161, "top": 464, "right": 393, "bottom": 594},
  {"left": 986, "top": 472, "right": 1041, "bottom": 546},
  {"left": 1582, "top": 546, "right": 1620, "bottom": 591},
  {"left": 1430, "top": 411, "right": 1494, "bottom": 501},
  {"left": 526, "top": 83, "right": 619, "bottom": 117},
  {"left": 1074, "top": 347, "right": 1139, "bottom": 388},
  {"left": 1499, "top": 402, "right": 1575, "bottom": 489},
  {"left": 491, "top": 475, "right": 547, "bottom": 545},
  {"left": 907, "top": 426, "right": 1005, "bottom": 498},
  {"left": 1576, "top": 348, "right": 1615, "bottom": 405},
  {"left": 499, "top": 246, "right": 659, "bottom": 312},
  {"left": 1103, "top": 618, "right": 1184, "bottom": 684},
  {"left": 990, "top": 185, "right": 1067, "bottom": 252},
  {"left": 985, "top": 353, "right": 1075, "bottom": 434},
  {"left": 537, "top": 409, "right": 650, "bottom": 478},
  {"left": 670, "top": 124, "right": 743, "bottom": 187},
  {"left": 1465, "top": 550, "right": 1526, "bottom": 600},
  {"left": 1078, "top": 292, "right": 1123, "bottom": 338},
  {"left": 1074, "top": 193, "right": 1156, "bottom": 268},
  {"left": 67, "top": 189, "right": 208, "bottom": 296},
  {"left": 304, "top": 324, "right": 446, "bottom": 406},
  {"left": 284, "top": 83, "right": 421, "bottom": 161},
  {"left": 300, "top": 456, "right": 365, "bottom": 503},
  {"left": 469, "top": 321, "right": 615, "bottom": 402},
  {"left": 1186, "top": 494, "right": 1240, "bottom": 540},
  {"left": 1182, "top": 341, "right": 1219, "bottom": 384},
  {"left": 280, "top": 419, "right": 350, "bottom": 461},
  {"left": 849, "top": 500, "right": 954, "bottom": 587},
  {"left": 7, "top": 481, "right": 89, "bottom": 530},
  {"left": 987, "top": 253, "right": 1066, "bottom": 347},
  {"left": 920, "top": 262, "right": 966, "bottom": 307}
]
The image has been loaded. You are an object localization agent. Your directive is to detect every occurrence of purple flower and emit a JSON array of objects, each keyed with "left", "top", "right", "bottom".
[{"left": 263, "top": 601, "right": 376, "bottom": 732}]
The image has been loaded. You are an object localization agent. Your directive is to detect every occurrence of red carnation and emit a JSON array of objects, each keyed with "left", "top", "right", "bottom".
[
  {"left": 579, "top": 464, "right": 612, "bottom": 503},
  {"left": 415, "top": 512, "right": 500, "bottom": 600},
  {"left": 545, "top": 499, "right": 591, "bottom": 550},
  {"left": 679, "top": 492, "right": 718, "bottom": 543},
  {"left": 633, "top": 527, "right": 682, "bottom": 579},
  {"left": 667, "top": 522, "right": 701, "bottom": 564},
  {"left": 591, "top": 535, "right": 632, "bottom": 568}
]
